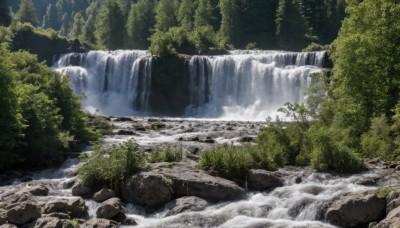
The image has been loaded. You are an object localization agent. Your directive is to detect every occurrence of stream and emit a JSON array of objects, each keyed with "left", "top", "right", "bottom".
[{"left": 1, "top": 117, "right": 397, "bottom": 228}]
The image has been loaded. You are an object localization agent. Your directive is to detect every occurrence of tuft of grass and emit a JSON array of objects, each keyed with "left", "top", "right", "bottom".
[
  {"left": 148, "top": 145, "right": 183, "bottom": 163},
  {"left": 64, "top": 218, "right": 80, "bottom": 228},
  {"left": 199, "top": 144, "right": 276, "bottom": 181},
  {"left": 79, "top": 140, "right": 145, "bottom": 188}
]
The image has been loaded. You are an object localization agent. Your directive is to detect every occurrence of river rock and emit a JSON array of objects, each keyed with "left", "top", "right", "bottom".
[
  {"left": 116, "top": 130, "right": 134, "bottom": 135},
  {"left": 0, "top": 225, "right": 17, "bottom": 228},
  {"left": 81, "top": 218, "right": 118, "bottom": 228},
  {"left": 113, "top": 117, "right": 133, "bottom": 122},
  {"left": 122, "top": 172, "right": 174, "bottom": 208},
  {"left": 112, "top": 212, "right": 137, "bottom": 226},
  {"left": 238, "top": 136, "right": 254, "bottom": 142},
  {"left": 247, "top": 169, "right": 283, "bottom": 191},
  {"left": 93, "top": 189, "right": 116, "bottom": 203},
  {"left": 33, "top": 217, "right": 63, "bottom": 228},
  {"left": 71, "top": 180, "right": 91, "bottom": 196},
  {"left": 163, "top": 163, "right": 245, "bottom": 202},
  {"left": 96, "top": 198, "right": 122, "bottom": 219},
  {"left": 6, "top": 202, "right": 40, "bottom": 225},
  {"left": 166, "top": 196, "right": 209, "bottom": 216},
  {"left": 387, "top": 191, "right": 400, "bottom": 213},
  {"left": 43, "top": 212, "right": 69, "bottom": 219},
  {"left": 326, "top": 192, "right": 386, "bottom": 227},
  {"left": 63, "top": 167, "right": 78, "bottom": 177},
  {"left": 43, "top": 197, "right": 87, "bottom": 217},
  {"left": 372, "top": 206, "right": 400, "bottom": 228},
  {"left": 24, "top": 185, "right": 49, "bottom": 196},
  {"left": 0, "top": 213, "right": 6, "bottom": 225}
]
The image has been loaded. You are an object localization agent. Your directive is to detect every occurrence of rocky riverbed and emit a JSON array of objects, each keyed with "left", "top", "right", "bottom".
[{"left": 1, "top": 117, "right": 400, "bottom": 228}]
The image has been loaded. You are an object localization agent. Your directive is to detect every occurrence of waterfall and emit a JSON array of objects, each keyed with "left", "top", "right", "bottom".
[
  {"left": 54, "top": 50, "right": 151, "bottom": 116},
  {"left": 185, "top": 51, "right": 325, "bottom": 121},
  {"left": 53, "top": 50, "right": 326, "bottom": 120}
]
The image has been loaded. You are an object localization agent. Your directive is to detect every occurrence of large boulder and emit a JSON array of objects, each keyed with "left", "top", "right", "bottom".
[
  {"left": 96, "top": 198, "right": 122, "bottom": 219},
  {"left": 71, "top": 180, "right": 91, "bottom": 196},
  {"left": 32, "top": 217, "right": 63, "bottom": 228},
  {"left": 386, "top": 191, "right": 400, "bottom": 214},
  {"left": 93, "top": 189, "right": 116, "bottom": 203},
  {"left": 166, "top": 196, "right": 209, "bottom": 216},
  {"left": 326, "top": 192, "right": 386, "bottom": 227},
  {"left": 122, "top": 172, "right": 174, "bottom": 208},
  {"left": 165, "top": 163, "right": 245, "bottom": 202},
  {"left": 81, "top": 218, "right": 118, "bottom": 228},
  {"left": 42, "top": 197, "right": 87, "bottom": 217},
  {"left": 247, "top": 169, "right": 283, "bottom": 191},
  {"left": 6, "top": 202, "right": 40, "bottom": 225},
  {"left": 372, "top": 206, "right": 400, "bottom": 228},
  {"left": 24, "top": 185, "right": 49, "bottom": 196},
  {"left": 0, "top": 213, "right": 6, "bottom": 225}
]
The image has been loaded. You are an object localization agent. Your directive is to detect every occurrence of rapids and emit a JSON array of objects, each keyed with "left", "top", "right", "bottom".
[{"left": 1, "top": 118, "right": 394, "bottom": 228}]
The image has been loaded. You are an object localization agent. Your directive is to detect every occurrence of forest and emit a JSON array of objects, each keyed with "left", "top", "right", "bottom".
[
  {"left": 3, "top": 0, "right": 346, "bottom": 54},
  {"left": 0, "top": 0, "right": 400, "bottom": 174}
]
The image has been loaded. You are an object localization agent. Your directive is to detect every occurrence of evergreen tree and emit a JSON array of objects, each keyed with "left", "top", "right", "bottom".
[
  {"left": 194, "top": 0, "right": 214, "bottom": 29},
  {"left": 126, "top": 0, "right": 156, "bottom": 49},
  {"left": 69, "top": 12, "right": 85, "bottom": 40},
  {"left": 275, "top": 0, "right": 311, "bottom": 50},
  {"left": 14, "top": 0, "right": 39, "bottom": 26},
  {"left": 45, "top": 3, "right": 59, "bottom": 29},
  {"left": 0, "top": 0, "right": 11, "bottom": 26},
  {"left": 96, "top": 0, "right": 125, "bottom": 50},
  {"left": 219, "top": 0, "right": 240, "bottom": 46},
  {"left": 155, "top": 0, "right": 179, "bottom": 32},
  {"left": 178, "top": 0, "right": 195, "bottom": 31},
  {"left": 82, "top": 15, "right": 96, "bottom": 45}
]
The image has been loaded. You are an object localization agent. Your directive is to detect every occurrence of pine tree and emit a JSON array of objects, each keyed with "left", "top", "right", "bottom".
[
  {"left": 219, "top": 0, "right": 240, "bottom": 46},
  {"left": 126, "top": 0, "right": 156, "bottom": 49},
  {"left": 45, "top": 3, "right": 59, "bottom": 29},
  {"left": 155, "top": 0, "right": 179, "bottom": 32},
  {"left": 69, "top": 13, "right": 85, "bottom": 40},
  {"left": 194, "top": 0, "right": 214, "bottom": 29},
  {"left": 82, "top": 15, "right": 96, "bottom": 45},
  {"left": 14, "top": 0, "right": 39, "bottom": 26},
  {"left": 0, "top": 0, "right": 11, "bottom": 26},
  {"left": 178, "top": 0, "right": 195, "bottom": 31},
  {"left": 275, "top": 0, "right": 311, "bottom": 50},
  {"left": 95, "top": 0, "right": 125, "bottom": 49}
]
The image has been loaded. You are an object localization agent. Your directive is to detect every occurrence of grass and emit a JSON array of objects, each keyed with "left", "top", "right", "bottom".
[
  {"left": 148, "top": 145, "right": 183, "bottom": 163},
  {"left": 79, "top": 140, "right": 145, "bottom": 188},
  {"left": 199, "top": 144, "right": 276, "bottom": 181}
]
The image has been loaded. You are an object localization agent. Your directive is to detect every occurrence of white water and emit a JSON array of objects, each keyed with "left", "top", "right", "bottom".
[
  {"left": 54, "top": 50, "right": 152, "bottom": 116},
  {"left": 53, "top": 50, "right": 325, "bottom": 121},
  {"left": 185, "top": 51, "right": 325, "bottom": 121},
  {"left": 124, "top": 166, "right": 380, "bottom": 228}
]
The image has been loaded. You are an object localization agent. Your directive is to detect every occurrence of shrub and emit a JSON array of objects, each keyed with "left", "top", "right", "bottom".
[
  {"left": 148, "top": 145, "right": 183, "bottom": 163},
  {"left": 79, "top": 140, "right": 145, "bottom": 188},
  {"left": 361, "top": 115, "right": 394, "bottom": 159},
  {"left": 199, "top": 144, "right": 276, "bottom": 181}
]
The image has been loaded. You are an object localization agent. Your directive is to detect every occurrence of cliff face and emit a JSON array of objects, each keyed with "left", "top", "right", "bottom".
[
  {"left": 148, "top": 54, "right": 191, "bottom": 116},
  {"left": 10, "top": 25, "right": 89, "bottom": 65}
]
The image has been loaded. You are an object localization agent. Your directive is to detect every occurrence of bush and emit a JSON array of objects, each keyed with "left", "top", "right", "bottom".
[
  {"left": 148, "top": 145, "right": 183, "bottom": 163},
  {"left": 199, "top": 144, "right": 276, "bottom": 181},
  {"left": 308, "top": 126, "right": 366, "bottom": 173},
  {"left": 361, "top": 115, "right": 394, "bottom": 159},
  {"left": 79, "top": 140, "right": 145, "bottom": 188}
]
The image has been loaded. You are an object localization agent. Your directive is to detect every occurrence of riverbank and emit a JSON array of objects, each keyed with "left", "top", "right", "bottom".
[{"left": 1, "top": 117, "right": 400, "bottom": 227}]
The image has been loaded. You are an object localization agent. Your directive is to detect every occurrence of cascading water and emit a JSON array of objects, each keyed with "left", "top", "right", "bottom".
[
  {"left": 53, "top": 50, "right": 325, "bottom": 120},
  {"left": 54, "top": 50, "right": 152, "bottom": 116},
  {"left": 185, "top": 51, "right": 326, "bottom": 121}
]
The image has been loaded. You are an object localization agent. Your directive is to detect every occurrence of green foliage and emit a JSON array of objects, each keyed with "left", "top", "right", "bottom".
[
  {"left": 0, "top": 44, "right": 98, "bottom": 171},
  {"left": 126, "top": 0, "right": 156, "bottom": 49},
  {"left": 95, "top": 0, "right": 125, "bottom": 50},
  {"left": 13, "top": 0, "right": 39, "bottom": 27},
  {"left": 155, "top": 0, "right": 179, "bottom": 32},
  {"left": 147, "top": 145, "right": 183, "bottom": 163},
  {"left": 69, "top": 13, "right": 85, "bottom": 40},
  {"left": 79, "top": 140, "right": 145, "bottom": 188},
  {"left": 199, "top": 143, "right": 278, "bottom": 181}
]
